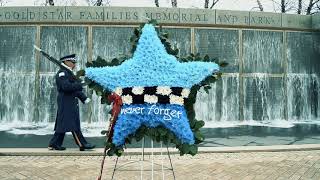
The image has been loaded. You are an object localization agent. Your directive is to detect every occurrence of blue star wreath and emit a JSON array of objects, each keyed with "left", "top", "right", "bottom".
[{"left": 78, "top": 21, "right": 227, "bottom": 156}]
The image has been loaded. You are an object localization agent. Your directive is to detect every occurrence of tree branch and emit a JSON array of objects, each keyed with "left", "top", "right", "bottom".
[
  {"left": 257, "top": 0, "right": 264, "bottom": 11},
  {"left": 204, "top": 0, "right": 209, "bottom": 8},
  {"left": 298, "top": 0, "right": 302, "bottom": 14},
  {"left": 96, "top": 0, "right": 103, "bottom": 6},
  {"left": 269, "top": 0, "right": 296, "bottom": 13},
  {"left": 0, "top": 0, "right": 9, "bottom": 6},
  {"left": 171, "top": 0, "right": 177, "bottom": 7},
  {"left": 210, "top": 0, "right": 220, "bottom": 9},
  {"left": 48, "top": 0, "right": 54, "bottom": 6}
]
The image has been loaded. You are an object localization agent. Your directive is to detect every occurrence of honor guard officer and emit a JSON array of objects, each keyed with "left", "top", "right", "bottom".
[{"left": 48, "top": 54, "right": 95, "bottom": 151}]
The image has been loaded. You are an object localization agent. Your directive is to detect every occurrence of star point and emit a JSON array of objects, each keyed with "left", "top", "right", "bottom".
[{"left": 85, "top": 24, "right": 220, "bottom": 146}]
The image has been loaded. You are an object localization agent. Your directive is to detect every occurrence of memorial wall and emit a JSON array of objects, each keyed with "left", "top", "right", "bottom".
[{"left": 0, "top": 7, "right": 319, "bottom": 132}]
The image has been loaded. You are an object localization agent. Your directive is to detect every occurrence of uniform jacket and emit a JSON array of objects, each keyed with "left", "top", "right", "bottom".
[{"left": 54, "top": 68, "right": 87, "bottom": 133}]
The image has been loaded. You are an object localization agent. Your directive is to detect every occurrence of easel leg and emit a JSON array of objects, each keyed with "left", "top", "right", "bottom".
[
  {"left": 140, "top": 137, "right": 145, "bottom": 180},
  {"left": 167, "top": 146, "right": 176, "bottom": 180},
  {"left": 111, "top": 157, "right": 119, "bottom": 180},
  {"left": 151, "top": 139, "right": 154, "bottom": 180},
  {"left": 161, "top": 142, "right": 165, "bottom": 180},
  {"left": 110, "top": 138, "right": 177, "bottom": 180},
  {"left": 142, "top": 137, "right": 145, "bottom": 161}
]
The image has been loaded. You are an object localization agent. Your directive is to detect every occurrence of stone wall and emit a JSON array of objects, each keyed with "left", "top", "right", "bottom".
[{"left": 0, "top": 7, "right": 319, "bottom": 126}]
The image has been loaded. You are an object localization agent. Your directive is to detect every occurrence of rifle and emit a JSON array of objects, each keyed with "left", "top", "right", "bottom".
[{"left": 33, "top": 45, "right": 81, "bottom": 80}]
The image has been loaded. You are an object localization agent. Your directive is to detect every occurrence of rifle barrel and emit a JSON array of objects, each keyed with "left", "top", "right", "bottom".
[{"left": 34, "top": 45, "right": 75, "bottom": 76}]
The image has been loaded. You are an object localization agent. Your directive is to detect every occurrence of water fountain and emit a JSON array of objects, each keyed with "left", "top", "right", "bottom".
[{"left": 0, "top": 7, "right": 319, "bottom": 147}]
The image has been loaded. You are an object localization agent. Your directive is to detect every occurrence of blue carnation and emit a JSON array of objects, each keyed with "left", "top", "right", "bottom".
[
  {"left": 112, "top": 104, "right": 195, "bottom": 146},
  {"left": 85, "top": 24, "right": 219, "bottom": 91},
  {"left": 84, "top": 24, "right": 220, "bottom": 148}
]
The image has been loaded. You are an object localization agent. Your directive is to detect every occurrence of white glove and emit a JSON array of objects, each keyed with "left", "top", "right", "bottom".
[
  {"left": 84, "top": 98, "right": 91, "bottom": 104},
  {"left": 80, "top": 80, "right": 88, "bottom": 86}
]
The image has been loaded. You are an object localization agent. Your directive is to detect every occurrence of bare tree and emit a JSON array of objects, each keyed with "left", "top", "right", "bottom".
[
  {"left": 48, "top": 0, "right": 54, "bottom": 6},
  {"left": 297, "top": 0, "right": 303, "bottom": 14},
  {"left": 86, "top": 0, "right": 95, "bottom": 6},
  {"left": 205, "top": 0, "right": 209, "bottom": 8},
  {"left": 307, "top": 0, "right": 314, "bottom": 14},
  {"left": 270, "top": 0, "right": 295, "bottom": 13},
  {"left": 171, "top": 0, "right": 177, "bottom": 7},
  {"left": 85, "top": 0, "right": 110, "bottom": 6},
  {"left": 0, "top": 0, "right": 9, "bottom": 6},
  {"left": 306, "top": 0, "right": 320, "bottom": 14},
  {"left": 281, "top": 0, "right": 285, "bottom": 12},
  {"left": 257, "top": 0, "right": 264, "bottom": 11},
  {"left": 155, "top": 0, "right": 159, "bottom": 7},
  {"left": 204, "top": 0, "right": 220, "bottom": 9},
  {"left": 42, "top": 0, "right": 54, "bottom": 6},
  {"left": 96, "top": 0, "right": 103, "bottom": 6},
  {"left": 268, "top": 0, "right": 319, "bottom": 14},
  {"left": 251, "top": 0, "right": 264, "bottom": 11}
]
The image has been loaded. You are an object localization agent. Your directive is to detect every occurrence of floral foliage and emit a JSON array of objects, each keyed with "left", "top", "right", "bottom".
[{"left": 79, "top": 20, "right": 227, "bottom": 156}]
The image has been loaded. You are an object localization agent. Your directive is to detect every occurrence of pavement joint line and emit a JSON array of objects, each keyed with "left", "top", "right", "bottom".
[{"left": 1, "top": 144, "right": 320, "bottom": 156}]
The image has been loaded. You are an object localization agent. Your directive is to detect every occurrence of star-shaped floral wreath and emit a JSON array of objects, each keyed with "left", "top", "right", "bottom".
[{"left": 80, "top": 22, "right": 224, "bottom": 156}]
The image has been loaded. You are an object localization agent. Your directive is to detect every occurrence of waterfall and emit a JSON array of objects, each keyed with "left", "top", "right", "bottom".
[
  {"left": 0, "top": 72, "right": 36, "bottom": 124},
  {"left": 0, "top": 26, "right": 319, "bottom": 136},
  {"left": 37, "top": 73, "right": 57, "bottom": 123},
  {"left": 243, "top": 74, "right": 285, "bottom": 122},
  {"left": 195, "top": 75, "right": 240, "bottom": 127},
  {"left": 287, "top": 74, "right": 320, "bottom": 121}
]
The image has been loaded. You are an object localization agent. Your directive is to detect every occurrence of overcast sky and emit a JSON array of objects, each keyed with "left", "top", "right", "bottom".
[{"left": 3, "top": 0, "right": 314, "bottom": 14}]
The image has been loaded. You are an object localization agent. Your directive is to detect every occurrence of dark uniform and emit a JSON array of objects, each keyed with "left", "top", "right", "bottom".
[{"left": 48, "top": 54, "right": 95, "bottom": 151}]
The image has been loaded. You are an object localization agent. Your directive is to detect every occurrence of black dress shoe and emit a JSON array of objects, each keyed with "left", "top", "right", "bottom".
[
  {"left": 84, "top": 143, "right": 96, "bottom": 149},
  {"left": 48, "top": 145, "right": 66, "bottom": 151},
  {"left": 79, "top": 143, "right": 96, "bottom": 151}
]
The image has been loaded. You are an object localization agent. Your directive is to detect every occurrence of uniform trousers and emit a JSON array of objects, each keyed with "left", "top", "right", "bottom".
[{"left": 49, "top": 131, "right": 88, "bottom": 148}]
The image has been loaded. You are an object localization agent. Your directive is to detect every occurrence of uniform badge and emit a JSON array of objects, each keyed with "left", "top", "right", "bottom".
[{"left": 58, "top": 72, "right": 65, "bottom": 77}]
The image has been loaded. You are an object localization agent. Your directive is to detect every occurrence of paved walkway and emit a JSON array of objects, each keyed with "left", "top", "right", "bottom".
[{"left": 1, "top": 148, "right": 320, "bottom": 180}]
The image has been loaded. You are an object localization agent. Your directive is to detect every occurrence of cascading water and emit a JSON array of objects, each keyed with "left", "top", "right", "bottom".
[
  {"left": 0, "top": 25, "right": 319, "bottom": 139},
  {"left": 0, "top": 27, "right": 40, "bottom": 134},
  {"left": 285, "top": 31, "right": 320, "bottom": 123},
  {"left": 195, "top": 75, "right": 240, "bottom": 127},
  {"left": 287, "top": 73, "right": 320, "bottom": 121},
  {"left": 0, "top": 73, "right": 36, "bottom": 125},
  {"left": 194, "top": 29, "right": 320, "bottom": 129},
  {"left": 243, "top": 75, "right": 286, "bottom": 125}
]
